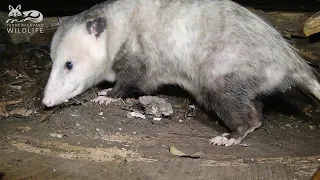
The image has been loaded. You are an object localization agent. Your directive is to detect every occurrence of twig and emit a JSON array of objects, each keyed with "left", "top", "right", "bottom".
[
  {"left": 0, "top": 99, "right": 23, "bottom": 106},
  {"left": 10, "top": 64, "right": 50, "bottom": 71},
  {"left": 39, "top": 106, "right": 59, "bottom": 122},
  {"left": 0, "top": 79, "right": 30, "bottom": 87},
  {"left": 4, "top": 86, "right": 24, "bottom": 94}
]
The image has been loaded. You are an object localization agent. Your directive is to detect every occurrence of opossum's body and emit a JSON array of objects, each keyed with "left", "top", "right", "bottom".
[{"left": 43, "top": 0, "right": 320, "bottom": 146}]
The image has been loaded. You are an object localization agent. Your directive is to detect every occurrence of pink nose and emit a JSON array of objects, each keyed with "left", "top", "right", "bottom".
[{"left": 42, "top": 97, "right": 54, "bottom": 107}]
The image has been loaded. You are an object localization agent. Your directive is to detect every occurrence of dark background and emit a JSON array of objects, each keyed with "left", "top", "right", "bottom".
[{"left": 0, "top": 0, "right": 319, "bottom": 17}]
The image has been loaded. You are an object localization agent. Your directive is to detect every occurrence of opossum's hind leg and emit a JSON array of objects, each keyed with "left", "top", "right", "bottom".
[
  {"left": 209, "top": 100, "right": 263, "bottom": 146},
  {"left": 208, "top": 91, "right": 263, "bottom": 146}
]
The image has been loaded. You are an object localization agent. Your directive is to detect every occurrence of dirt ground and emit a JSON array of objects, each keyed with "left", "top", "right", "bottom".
[{"left": 0, "top": 38, "right": 320, "bottom": 179}]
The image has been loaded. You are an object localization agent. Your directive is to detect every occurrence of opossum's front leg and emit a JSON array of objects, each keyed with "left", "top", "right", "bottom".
[
  {"left": 93, "top": 49, "right": 146, "bottom": 106},
  {"left": 93, "top": 80, "right": 134, "bottom": 106},
  {"left": 92, "top": 88, "right": 121, "bottom": 105}
]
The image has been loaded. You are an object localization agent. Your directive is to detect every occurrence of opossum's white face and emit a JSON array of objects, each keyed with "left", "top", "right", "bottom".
[{"left": 42, "top": 17, "right": 114, "bottom": 107}]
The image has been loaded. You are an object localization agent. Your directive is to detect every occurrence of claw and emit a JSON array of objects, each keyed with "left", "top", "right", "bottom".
[
  {"left": 209, "top": 133, "right": 241, "bottom": 146},
  {"left": 92, "top": 88, "right": 120, "bottom": 106},
  {"left": 97, "top": 88, "right": 113, "bottom": 96}
]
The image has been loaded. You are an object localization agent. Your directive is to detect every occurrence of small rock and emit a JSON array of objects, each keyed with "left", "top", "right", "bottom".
[
  {"left": 309, "top": 125, "right": 316, "bottom": 130},
  {"left": 9, "top": 85, "right": 22, "bottom": 90},
  {"left": 16, "top": 126, "right": 31, "bottom": 132},
  {"left": 126, "top": 112, "right": 134, "bottom": 119},
  {"left": 128, "top": 112, "right": 146, "bottom": 119},
  {"left": 99, "top": 112, "right": 103, "bottom": 116},
  {"left": 285, "top": 124, "right": 292, "bottom": 128},
  {"left": 187, "top": 104, "right": 196, "bottom": 117},
  {"left": 114, "top": 154, "right": 122, "bottom": 160},
  {"left": 188, "top": 105, "right": 196, "bottom": 110},
  {"left": 153, "top": 117, "right": 162, "bottom": 121},
  {"left": 96, "top": 128, "right": 101, "bottom": 132},
  {"left": 178, "top": 120, "right": 183, "bottom": 123},
  {"left": 139, "top": 96, "right": 173, "bottom": 117},
  {"left": 49, "top": 133, "right": 63, "bottom": 138}
]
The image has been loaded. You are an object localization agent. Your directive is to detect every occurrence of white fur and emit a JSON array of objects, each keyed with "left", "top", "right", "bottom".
[
  {"left": 43, "top": 24, "right": 111, "bottom": 107},
  {"left": 43, "top": 0, "right": 320, "bottom": 111}
]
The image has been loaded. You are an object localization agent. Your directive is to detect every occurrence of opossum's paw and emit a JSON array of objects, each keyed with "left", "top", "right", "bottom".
[
  {"left": 92, "top": 96, "right": 120, "bottom": 106},
  {"left": 209, "top": 133, "right": 241, "bottom": 146},
  {"left": 97, "top": 88, "right": 113, "bottom": 96}
]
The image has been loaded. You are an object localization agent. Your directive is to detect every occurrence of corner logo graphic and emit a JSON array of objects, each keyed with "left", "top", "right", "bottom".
[
  {"left": 6, "top": 5, "right": 44, "bottom": 34},
  {"left": 7, "top": 5, "right": 43, "bottom": 23}
]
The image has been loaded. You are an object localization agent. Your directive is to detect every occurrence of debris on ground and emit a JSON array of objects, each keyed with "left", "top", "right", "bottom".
[
  {"left": 152, "top": 117, "right": 162, "bottom": 121},
  {"left": 238, "top": 143, "right": 250, "bottom": 147},
  {"left": 49, "top": 133, "right": 64, "bottom": 139},
  {"left": 309, "top": 125, "right": 317, "bottom": 130},
  {"left": 169, "top": 145, "right": 200, "bottom": 159},
  {"left": 16, "top": 126, "right": 31, "bottom": 132},
  {"left": 302, "top": 106, "right": 313, "bottom": 114},
  {"left": 286, "top": 124, "right": 292, "bottom": 128},
  {"left": 138, "top": 96, "right": 173, "bottom": 117},
  {"left": 8, "top": 108, "right": 33, "bottom": 117},
  {"left": 126, "top": 111, "right": 146, "bottom": 119},
  {"left": 187, "top": 104, "right": 196, "bottom": 117},
  {"left": 0, "top": 99, "right": 23, "bottom": 117},
  {"left": 40, "top": 106, "right": 59, "bottom": 122}
]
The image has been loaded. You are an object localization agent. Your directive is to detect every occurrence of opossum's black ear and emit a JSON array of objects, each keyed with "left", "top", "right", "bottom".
[{"left": 86, "top": 17, "right": 106, "bottom": 38}]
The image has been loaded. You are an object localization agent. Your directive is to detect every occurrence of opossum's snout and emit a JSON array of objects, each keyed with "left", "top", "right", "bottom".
[
  {"left": 42, "top": 96, "right": 54, "bottom": 107},
  {"left": 42, "top": 82, "right": 82, "bottom": 107},
  {"left": 42, "top": 16, "right": 109, "bottom": 107},
  {"left": 42, "top": 60, "right": 87, "bottom": 107}
]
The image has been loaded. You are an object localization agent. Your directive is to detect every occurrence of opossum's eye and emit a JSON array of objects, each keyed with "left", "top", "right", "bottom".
[{"left": 65, "top": 62, "right": 73, "bottom": 70}]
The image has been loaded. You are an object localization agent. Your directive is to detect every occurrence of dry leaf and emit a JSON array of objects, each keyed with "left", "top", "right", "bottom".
[
  {"left": 169, "top": 145, "right": 200, "bottom": 159},
  {"left": 0, "top": 106, "right": 9, "bottom": 117},
  {"left": 9, "top": 108, "right": 33, "bottom": 117},
  {"left": 0, "top": 99, "right": 23, "bottom": 117}
]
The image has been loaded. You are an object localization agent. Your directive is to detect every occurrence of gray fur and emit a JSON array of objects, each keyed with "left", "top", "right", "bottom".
[{"left": 43, "top": 0, "right": 320, "bottom": 145}]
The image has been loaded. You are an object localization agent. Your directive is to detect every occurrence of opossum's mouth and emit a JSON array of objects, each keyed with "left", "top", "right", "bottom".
[{"left": 42, "top": 84, "right": 83, "bottom": 107}]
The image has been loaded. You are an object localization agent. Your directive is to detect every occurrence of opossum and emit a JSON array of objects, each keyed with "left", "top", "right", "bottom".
[{"left": 42, "top": 0, "right": 320, "bottom": 146}]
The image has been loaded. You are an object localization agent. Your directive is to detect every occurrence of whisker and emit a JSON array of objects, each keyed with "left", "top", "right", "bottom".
[{"left": 22, "top": 47, "right": 51, "bottom": 58}]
